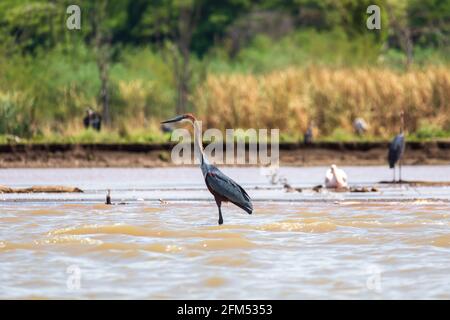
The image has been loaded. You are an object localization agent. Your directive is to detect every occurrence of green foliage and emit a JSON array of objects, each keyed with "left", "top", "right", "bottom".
[
  {"left": 0, "top": 0, "right": 449, "bottom": 143},
  {"left": 408, "top": 0, "right": 450, "bottom": 48},
  {"left": 205, "top": 28, "right": 385, "bottom": 74},
  {"left": 0, "top": 91, "right": 33, "bottom": 136},
  {"left": 412, "top": 122, "right": 450, "bottom": 140}
]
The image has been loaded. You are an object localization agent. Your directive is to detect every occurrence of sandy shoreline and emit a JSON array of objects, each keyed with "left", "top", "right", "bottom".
[{"left": 0, "top": 142, "right": 449, "bottom": 168}]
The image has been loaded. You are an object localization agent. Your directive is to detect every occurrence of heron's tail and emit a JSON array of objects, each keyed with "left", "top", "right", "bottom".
[
  {"left": 236, "top": 185, "right": 253, "bottom": 214},
  {"left": 233, "top": 200, "right": 253, "bottom": 214}
]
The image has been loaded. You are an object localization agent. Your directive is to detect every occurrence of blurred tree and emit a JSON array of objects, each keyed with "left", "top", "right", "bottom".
[
  {"left": 0, "top": 0, "right": 60, "bottom": 54},
  {"left": 169, "top": 0, "right": 200, "bottom": 114},
  {"left": 386, "top": 0, "right": 415, "bottom": 67},
  {"left": 90, "top": 0, "right": 112, "bottom": 126},
  {"left": 81, "top": 0, "right": 128, "bottom": 125},
  {"left": 133, "top": 0, "right": 252, "bottom": 114},
  {"left": 408, "top": 0, "right": 450, "bottom": 48}
]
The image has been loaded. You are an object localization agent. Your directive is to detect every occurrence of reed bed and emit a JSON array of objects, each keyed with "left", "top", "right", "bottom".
[{"left": 194, "top": 66, "right": 450, "bottom": 139}]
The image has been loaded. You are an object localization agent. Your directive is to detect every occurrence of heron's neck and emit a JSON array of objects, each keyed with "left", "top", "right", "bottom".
[
  {"left": 400, "top": 113, "right": 404, "bottom": 134},
  {"left": 193, "top": 120, "right": 208, "bottom": 165}
]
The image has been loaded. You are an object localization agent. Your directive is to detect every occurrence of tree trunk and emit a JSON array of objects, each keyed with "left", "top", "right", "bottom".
[
  {"left": 93, "top": 0, "right": 111, "bottom": 126},
  {"left": 176, "top": 48, "right": 190, "bottom": 114},
  {"left": 98, "top": 56, "right": 110, "bottom": 125},
  {"left": 402, "top": 28, "right": 414, "bottom": 68},
  {"left": 386, "top": 3, "right": 414, "bottom": 69},
  {"left": 174, "top": 4, "right": 199, "bottom": 115}
]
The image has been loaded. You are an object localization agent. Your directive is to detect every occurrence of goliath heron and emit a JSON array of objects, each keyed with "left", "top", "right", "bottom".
[
  {"left": 325, "top": 164, "right": 348, "bottom": 189},
  {"left": 304, "top": 122, "right": 314, "bottom": 145},
  {"left": 388, "top": 111, "right": 405, "bottom": 182},
  {"left": 161, "top": 114, "right": 253, "bottom": 225}
]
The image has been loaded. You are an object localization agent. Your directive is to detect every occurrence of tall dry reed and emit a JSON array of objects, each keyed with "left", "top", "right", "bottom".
[{"left": 193, "top": 66, "right": 450, "bottom": 138}]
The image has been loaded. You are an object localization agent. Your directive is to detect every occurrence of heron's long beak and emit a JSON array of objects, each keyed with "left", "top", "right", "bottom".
[{"left": 161, "top": 115, "right": 185, "bottom": 124}]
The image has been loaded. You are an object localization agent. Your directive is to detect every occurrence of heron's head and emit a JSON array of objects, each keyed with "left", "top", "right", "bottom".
[
  {"left": 330, "top": 164, "right": 337, "bottom": 172},
  {"left": 161, "top": 113, "right": 196, "bottom": 125}
]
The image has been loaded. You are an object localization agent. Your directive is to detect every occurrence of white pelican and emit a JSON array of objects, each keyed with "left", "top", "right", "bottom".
[{"left": 325, "top": 164, "right": 348, "bottom": 189}]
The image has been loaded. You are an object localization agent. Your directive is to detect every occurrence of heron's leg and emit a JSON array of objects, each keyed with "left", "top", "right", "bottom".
[
  {"left": 399, "top": 160, "right": 402, "bottom": 183},
  {"left": 393, "top": 167, "right": 396, "bottom": 183},
  {"left": 215, "top": 198, "right": 223, "bottom": 225}
]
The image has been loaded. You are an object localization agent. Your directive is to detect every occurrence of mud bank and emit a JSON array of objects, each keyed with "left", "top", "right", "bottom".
[{"left": 0, "top": 141, "right": 449, "bottom": 168}]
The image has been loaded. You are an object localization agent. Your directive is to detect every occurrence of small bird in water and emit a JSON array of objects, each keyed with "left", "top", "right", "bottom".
[
  {"left": 161, "top": 114, "right": 253, "bottom": 225},
  {"left": 388, "top": 110, "right": 406, "bottom": 182},
  {"left": 105, "top": 189, "right": 112, "bottom": 205},
  {"left": 105, "top": 190, "right": 127, "bottom": 205},
  {"left": 325, "top": 164, "right": 348, "bottom": 189}
]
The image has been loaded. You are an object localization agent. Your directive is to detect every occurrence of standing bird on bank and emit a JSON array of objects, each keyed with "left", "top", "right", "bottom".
[
  {"left": 353, "top": 117, "right": 369, "bottom": 136},
  {"left": 304, "top": 122, "right": 314, "bottom": 145},
  {"left": 325, "top": 164, "right": 348, "bottom": 189},
  {"left": 388, "top": 110, "right": 406, "bottom": 182},
  {"left": 83, "top": 109, "right": 93, "bottom": 129},
  {"left": 161, "top": 114, "right": 253, "bottom": 225},
  {"left": 83, "top": 108, "right": 102, "bottom": 131}
]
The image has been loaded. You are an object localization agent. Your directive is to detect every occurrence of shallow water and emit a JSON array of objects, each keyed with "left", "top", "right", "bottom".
[{"left": 1, "top": 166, "right": 450, "bottom": 299}]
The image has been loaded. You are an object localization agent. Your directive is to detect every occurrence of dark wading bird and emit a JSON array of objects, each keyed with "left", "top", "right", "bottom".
[
  {"left": 304, "top": 122, "right": 314, "bottom": 145},
  {"left": 388, "top": 110, "right": 406, "bottom": 182},
  {"left": 161, "top": 114, "right": 253, "bottom": 225}
]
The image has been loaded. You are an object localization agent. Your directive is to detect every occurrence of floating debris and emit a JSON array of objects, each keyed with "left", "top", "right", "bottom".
[
  {"left": 312, "top": 185, "right": 323, "bottom": 192},
  {"left": 0, "top": 185, "right": 83, "bottom": 194},
  {"left": 379, "top": 180, "right": 450, "bottom": 187},
  {"left": 311, "top": 184, "right": 378, "bottom": 193},
  {"left": 261, "top": 165, "right": 302, "bottom": 192},
  {"left": 349, "top": 187, "right": 379, "bottom": 193},
  {"left": 283, "top": 183, "right": 296, "bottom": 193}
]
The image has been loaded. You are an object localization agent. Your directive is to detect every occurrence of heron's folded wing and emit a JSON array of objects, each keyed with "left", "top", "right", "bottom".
[{"left": 206, "top": 169, "right": 251, "bottom": 205}]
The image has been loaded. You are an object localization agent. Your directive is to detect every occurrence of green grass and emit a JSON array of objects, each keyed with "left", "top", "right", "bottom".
[
  {"left": 409, "top": 123, "right": 450, "bottom": 141},
  {"left": 0, "top": 129, "right": 172, "bottom": 144},
  {"left": 2, "top": 129, "right": 450, "bottom": 145}
]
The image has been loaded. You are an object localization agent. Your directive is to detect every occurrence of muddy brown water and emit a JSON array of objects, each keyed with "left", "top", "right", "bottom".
[{"left": 1, "top": 166, "right": 450, "bottom": 299}]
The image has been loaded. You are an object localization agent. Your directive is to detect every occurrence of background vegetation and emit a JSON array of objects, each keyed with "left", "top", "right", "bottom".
[{"left": 0, "top": 0, "right": 449, "bottom": 143}]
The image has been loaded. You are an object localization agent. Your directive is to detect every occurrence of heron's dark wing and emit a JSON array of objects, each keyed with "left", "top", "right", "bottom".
[
  {"left": 205, "top": 167, "right": 253, "bottom": 214},
  {"left": 388, "top": 134, "right": 405, "bottom": 168}
]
